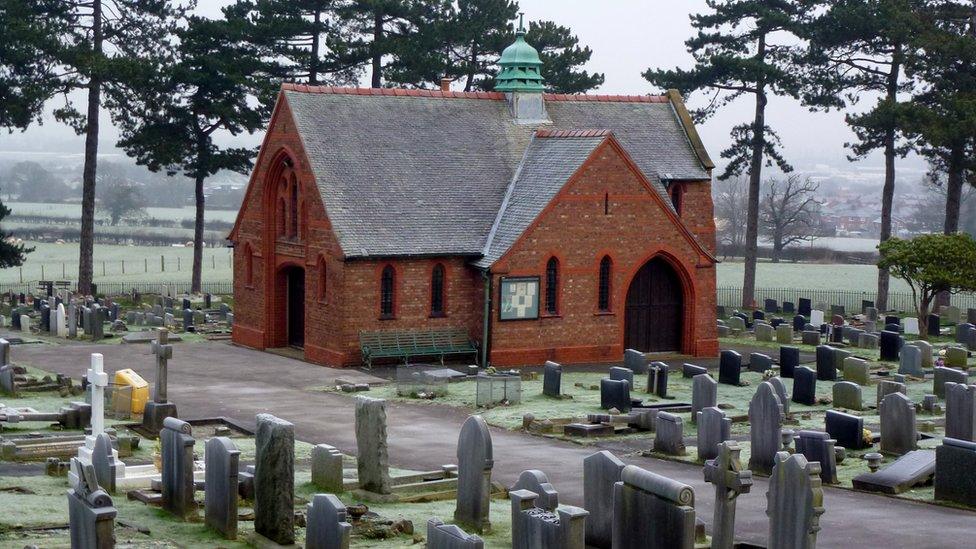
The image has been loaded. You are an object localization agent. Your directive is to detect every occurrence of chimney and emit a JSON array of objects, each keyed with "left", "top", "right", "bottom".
[{"left": 440, "top": 77, "right": 453, "bottom": 92}]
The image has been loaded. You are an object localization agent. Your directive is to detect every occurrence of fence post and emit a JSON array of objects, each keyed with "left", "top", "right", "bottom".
[
  {"left": 62, "top": 263, "right": 65, "bottom": 278},
  {"left": 122, "top": 260, "right": 125, "bottom": 274},
  {"left": 178, "top": 257, "right": 181, "bottom": 271},
  {"left": 19, "top": 266, "right": 22, "bottom": 283},
  {"left": 102, "top": 261, "right": 105, "bottom": 276},
  {"left": 161, "top": 255, "right": 165, "bottom": 272},
  {"left": 212, "top": 255, "right": 215, "bottom": 269},
  {"left": 144, "top": 258, "right": 148, "bottom": 273},
  {"left": 41, "top": 264, "right": 44, "bottom": 279}
]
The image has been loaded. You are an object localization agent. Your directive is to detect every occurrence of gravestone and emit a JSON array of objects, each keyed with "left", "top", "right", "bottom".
[
  {"left": 67, "top": 459, "right": 117, "bottom": 549},
  {"left": 915, "top": 339, "right": 934, "bottom": 368},
  {"left": 749, "top": 382, "right": 784, "bottom": 475},
  {"left": 768, "top": 376, "right": 790, "bottom": 416},
  {"left": 798, "top": 298, "right": 812, "bottom": 317},
  {"left": 863, "top": 320, "right": 877, "bottom": 333},
  {"left": 802, "top": 330, "right": 821, "bottom": 346},
  {"left": 697, "top": 406, "right": 731, "bottom": 463},
  {"left": 831, "top": 304, "right": 845, "bottom": 318},
  {"left": 0, "top": 364, "right": 15, "bottom": 396},
  {"left": 306, "top": 494, "right": 352, "bottom": 549},
  {"left": 843, "top": 357, "right": 869, "bottom": 386},
  {"left": 354, "top": 397, "right": 390, "bottom": 494},
  {"left": 254, "top": 414, "right": 295, "bottom": 545},
  {"left": 755, "top": 323, "right": 774, "bottom": 342},
  {"left": 691, "top": 374, "right": 717, "bottom": 425},
  {"left": 958, "top": 323, "right": 975, "bottom": 345},
  {"left": 427, "top": 518, "right": 483, "bottom": 549},
  {"left": 794, "top": 430, "right": 838, "bottom": 484},
  {"left": 946, "top": 346, "right": 968, "bottom": 369},
  {"left": 934, "top": 366, "right": 968, "bottom": 399},
  {"left": 783, "top": 301, "right": 795, "bottom": 314},
  {"left": 728, "top": 316, "right": 746, "bottom": 332},
  {"left": 654, "top": 411, "right": 686, "bottom": 455},
  {"left": 766, "top": 452, "right": 824, "bottom": 549},
  {"left": 944, "top": 383, "right": 976, "bottom": 441},
  {"left": 510, "top": 489, "right": 587, "bottom": 549},
  {"left": 205, "top": 437, "right": 240, "bottom": 539},
  {"left": 865, "top": 306, "right": 878, "bottom": 321},
  {"left": 612, "top": 465, "right": 696, "bottom": 549},
  {"left": 792, "top": 367, "right": 817, "bottom": 406},
  {"left": 928, "top": 313, "right": 941, "bottom": 337},
  {"left": 876, "top": 380, "right": 907, "bottom": 408},
  {"left": 779, "top": 346, "right": 799, "bottom": 378},
  {"left": 511, "top": 469, "right": 559, "bottom": 511},
  {"left": 765, "top": 298, "right": 778, "bottom": 313},
  {"left": 56, "top": 302, "right": 67, "bottom": 337},
  {"left": 880, "top": 330, "right": 902, "bottom": 361},
  {"left": 600, "top": 378, "right": 631, "bottom": 412},
  {"left": 859, "top": 333, "right": 879, "bottom": 349},
  {"left": 143, "top": 328, "right": 178, "bottom": 434},
  {"left": 815, "top": 345, "right": 836, "bottom": 381},
  {"left": 719, "top": 350, "right": 741, "bottom": 386},
  {"left": 970, "top": 308, "right": 976, "bottom": 325},
  {"left": 754, "top": 310, "right": 766, "bottom": 322},
  {"left": 311, "top": 444, "right": 344, "bottom": 493},
  {"left": 825, "top": 410, "right": 868, "bottom": 450},
  {"left": 624, "top": 348, "right": 648, "bottom": 374},
  {"left": 749, "top": 352, "right": 772, "bottom": 374},
  {"left": 703, "top": 441, "right": 752, "bottom": 549},
  {"left": 832, "top": 348, "right": 851, "bottom": 374},
  {"left": 852, "top": 450, "right": 936, "bottom": 494},
  {"left": 583, "top": 451, "right": 625, "bottom": 548},
  {"left": 542, "top": 361, "right": 562, "bottom": 398},
  {"left": 0, "top": 338, "right": 8, "bottom": 367},
  {"left": 934, "top": 438, "right": 976, "bottom": 507},
  {"left": 792, "top": 314, "right": 806, "bottom": 333},
  {"left": 776, "top": 324, "right": 792, "bottom": 344},
  {"left": 91, "top": 307, "right": 104, "bottom": 340},
  {"left": 648, "top": 361, "right": 668, "bottom": 398},
  {"left": 682, "top": 363, "right": 708, "bottom": 378},
  {"left": 68, "top": 303, "right": 78, "bottom": 338},
  {"left": 609, "top": 366, "right": 634, "bottom": 385},
  {"left": 832, "top": 382, "right": 863, "bottom": 411},
  {"left": 455, "top": 415, "right": 493, "bottom": 533},
  {"left": 160, "top": 417, "right": 196, "bottom": 518},
  {"left": 880, "top": 392, "right": 917, "bottom": 456},
  {"left": 904, "top": 317, "right": 920, "bottom": 335},
  {"left": 943, "top": 305, "right": 961, "bottom": 324},
  {"left": 182, "top": 308, "right": 193, "bottom": 332},
  {"left": 899, "top": 344, "right": 923, "bottom": 377},
  {"left": 91, "top": 432, "right": 119, "bottom": 494}
]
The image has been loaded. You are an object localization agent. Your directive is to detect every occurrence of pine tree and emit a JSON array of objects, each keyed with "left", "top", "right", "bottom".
[
  {"left": 0, "top": 198, "right": 32, "bottom": 269},
  {"left": 526, "top": 21, "right": 604, "bottom": 94},
  {"left": 644, "top": 0, "right": 805, "bottom": 308},
  {"left": 110, "top": 14, "right": 272, "bottom": 293},
  {"left": 800, "top": 0, "right": 924, "bottom": 311}
]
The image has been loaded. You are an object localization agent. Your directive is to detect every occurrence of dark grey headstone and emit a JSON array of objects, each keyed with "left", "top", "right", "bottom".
[
  {"left": 852, "top": 450, "right": 935, "bottom": 494},
  {"left": 815, "top": 345, "right": 836, "bottom": 381},
  {"left": 0, "top": 364, "right": 16, "bottom": 396},
  {"left": 944, "top": 383, "right": 976, "bottom": 442},
  {"left": 792, "top": 366, "right": 817, "bottom": 406},
  {"left": 511, "top": 469, "right": 558, "bottom": 511},
  {"left": 749, "top": 352, "right": 772, "bottom": 373},
  {"left": 682, "top": 363, "right": 708, "bottom": 378},
  {"left": 832, "top": 381, "right": 862, "bottom": 411},
  {"left": 624, "top": 348, "right": 648, "bottom": 374},
  {"left": 899, "top": 344, "right": 923, "bottom": 377},
  {"left": 254, "top": 413, "right": 295, "bottom": 544},
  {"left": 311, "top": 444, "right": 344, "bottom": 493},
  {"left": 609, "top": 366, "right": 634, "bottom": 386},
  {"left": 542, "top": 361, "right": 562, "bottom": 398},
  {"left": 583, "top": 450, "right": 625, "bottom": 548},
  {"left": 779, "top": 346, "right": 799, "bottom": 378},
  {"left": 454, "top": 415, "right": 493, "bottom": 533},
  {"left": 427, "top": 517, "right": 484, "bottom": 549},
  {"left": 612, "top": 465, "right": 696, "bottom": 549},
  {"left": 880, "top": 330, "right": 902, "bottom": 361},
  {"left": 935, "top": 366, "right": 968, "bottom": 399},
  {"left": 161, "top": 417, "right": 196, "bottom": 518},
  {"left": 653, "top": 411, "right": 686, "bottom": 455},
  {"left": 648, "top": 362, "right": 668, "bottom": 398},
  {"left": 798, "top": 298, "right": 812, "bottom": 316},
  {"left": 928, "top": 313, "right": 941, "bottom": 337},
  {"left": 768, "top": 376, "right": 790, "bottom": 416},
  {"left": 510, "top": 489, "right": 587, "bottom": 549},
  {"left": 880, "top": 392, "right": 917, "bottom": 456},
  {"left": 91, "top": 432, "right": 118, "bottom": 494},
  {"left": 691, "top": 374, "right": 717, "bottom": 425},
  {"left": 306, "top": 493, "right": 352, "bottom": 549},
  {"left": 719, "top": 350, "right": 741, "bottom": 386},
  {"left": 876, "top": 379, "right": 907, "bottom": 408},
  {"left": 600, "top": 378, "right": 631, "bottom": 412},
  {"left": 749, "top": 382, "right": 784, "bottom": 475},
  {"left": 67, "top": 459, "right": 117, "bottom": 549},
  {"left": 205, "top": 437, "right": 240, "bottom": 540},
  {"left": 697, "top": 406, "right": 731, "bottom": 463},
  {"left": 794, "top": 430, "right": 837, "bottom": 484},
  {"left": 934, "top": 438, "right": 976, "bottom": 507},
  {"left": 825, "top": 410, "right": 868, "bottom": 450}
]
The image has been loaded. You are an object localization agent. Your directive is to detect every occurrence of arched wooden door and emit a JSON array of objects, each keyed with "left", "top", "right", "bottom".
[{"left": 625, "top": 257, "right": 683, "bottom": 352}]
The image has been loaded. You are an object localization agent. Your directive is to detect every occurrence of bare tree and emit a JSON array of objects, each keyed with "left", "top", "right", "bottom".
[
  {"left": 713, "top": 177, "right": 749, "bottom": 258},
  {"left": 760, "top": 175, "right": 823, "bottom": 262}
]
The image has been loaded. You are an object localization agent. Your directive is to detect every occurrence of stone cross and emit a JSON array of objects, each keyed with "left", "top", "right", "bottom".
[
  {"left": 766, "top": 452, "right": 825, "bottom": 549},
  {"left": 150, "top": 328, "right": 173, "bottom": 403},
  {"left": 88, "top": 353, "right": 108, "bottom": 438},
  {"left": 704, "top": 441, "right": 753, "bottom": 549}
]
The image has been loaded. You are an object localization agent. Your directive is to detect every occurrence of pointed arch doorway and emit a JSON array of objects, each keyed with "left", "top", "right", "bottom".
[
  {"left": 284, "top": 266, "right": 305, "bottom": 348},
  {"left": 624, "top": 257, "right": 684, "bottom": 353}
]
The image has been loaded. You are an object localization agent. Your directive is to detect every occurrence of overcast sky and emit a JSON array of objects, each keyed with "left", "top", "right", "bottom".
[{"left": 2, "top": 0, "right": 918, "bottom": 176}]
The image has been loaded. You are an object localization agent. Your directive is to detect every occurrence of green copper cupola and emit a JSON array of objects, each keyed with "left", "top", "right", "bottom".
[{"left": 495, "top": 14, "right": 545, "bottom": 93}]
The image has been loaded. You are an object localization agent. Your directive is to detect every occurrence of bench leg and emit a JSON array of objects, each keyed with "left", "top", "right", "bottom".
[{"left": 440, "top": 354, "right": 445, "bottom": 366}]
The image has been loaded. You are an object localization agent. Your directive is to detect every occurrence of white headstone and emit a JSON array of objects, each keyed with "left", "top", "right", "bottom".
[
  {"left": 810, "top": 310, "right": 825, "bottom": 327},
  {"left": 904, "top": 317, "right": 920, "bottom": 335},
  {"left": 56, "top": 303, "right": 67, "bottom": 337}
]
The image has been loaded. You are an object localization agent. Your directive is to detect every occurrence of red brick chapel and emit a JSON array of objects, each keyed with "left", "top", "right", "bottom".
[{"left": 229, "top": 25, "right": 719, "bottom": 368}]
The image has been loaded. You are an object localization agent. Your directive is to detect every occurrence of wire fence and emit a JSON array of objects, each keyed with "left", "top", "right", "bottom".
[
  {"left": 718, "top": 287, "right": 976, "bottom": 314},
  {"left": 0, "top": 280, "right": 234, "bottom": 297},
  {"left": 5, "top": 252, "right": 233, "bottom": 284}
]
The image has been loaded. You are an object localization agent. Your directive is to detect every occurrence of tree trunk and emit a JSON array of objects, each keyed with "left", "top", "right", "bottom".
[
  {"left": 78, "top": 0, "right": 102, "bottom": 295},
  {"left": 371, "top": 9, "right": 382, "bottom": 88},
  {"left": 876, "top": 43, "right": 901, "bottom": 313},
  {"left": 936, "top": 144, "right": 966, "bottom": 309},
  {"left": 742, "top": 33, "right": 768, "bottom": 308},
  {"left": 191, "top": 173, "right": 205, "bottom": 294},
  {"left": 309, "top": 9, "right": 321, "bottom": 84}
]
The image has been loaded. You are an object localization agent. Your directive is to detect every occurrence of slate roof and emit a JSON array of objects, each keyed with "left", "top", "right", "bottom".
[
  {"left": 281, "top": 86, "right": 710, "bottom": 262},
  {"left": 476, "top": 132, "right": 608, "bottom": 268}
]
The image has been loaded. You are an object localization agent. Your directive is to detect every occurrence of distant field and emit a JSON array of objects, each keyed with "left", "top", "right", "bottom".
[
  {"left": 716, "top": 261, "right": 913, "bottom": 293},
  {"left": 6, "top": 201, "right": 239, "bottom": 224}
]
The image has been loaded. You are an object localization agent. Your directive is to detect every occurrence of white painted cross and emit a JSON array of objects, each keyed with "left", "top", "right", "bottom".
[{"left": 87, "top": 353, "right": 108, "bottom": 438}]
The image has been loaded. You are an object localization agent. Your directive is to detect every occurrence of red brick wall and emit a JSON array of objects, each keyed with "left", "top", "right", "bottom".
[{"left": 486, "top": 138, "right": 718, "bottom": 366}]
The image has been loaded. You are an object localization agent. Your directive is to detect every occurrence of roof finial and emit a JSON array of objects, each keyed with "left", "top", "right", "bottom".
[{"left": 517, "top": 12, "right": 525, "bottom": 34}]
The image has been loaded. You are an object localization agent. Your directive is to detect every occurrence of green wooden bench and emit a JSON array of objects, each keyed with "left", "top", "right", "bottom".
[{"left": 359, "top": 327, "right": 479, "bottom": 369}]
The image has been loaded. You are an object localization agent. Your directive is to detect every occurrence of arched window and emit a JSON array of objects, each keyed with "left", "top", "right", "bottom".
[
  {"left": 430, "top": 263, "right": 446, "bottom": 317},
  {"left": 289, "top": 177, "right": 298, "bottom": 238},
  {"left": 243, "top": 243, "right": 254, "bottom": 285},
  {"left": 317, "top": 256, "right": 327, "bottom": 302},
  {"left": 380, "top": 265, "right": 395, "bottom": 318},
  {"left": 598, "top": 256, "right": 612, "bottom": 311},
  {"left": 298, "top": 199, "right": 306, "bottom": 241},
  {"left": 545, "top": 257, "right": 559, "bottom": 315},
  {"left": 277, "top": 197, "right": 287, "bottom": 237}
]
